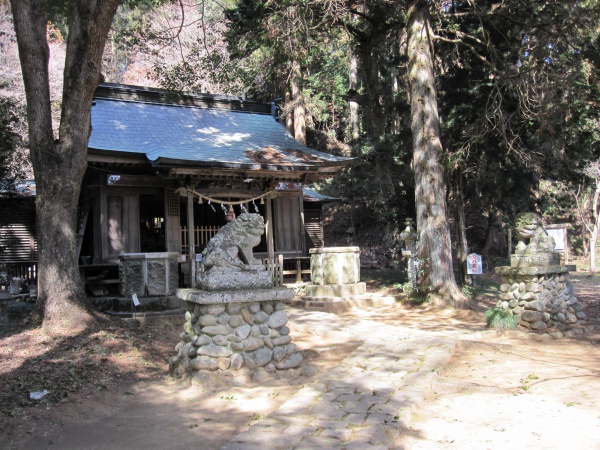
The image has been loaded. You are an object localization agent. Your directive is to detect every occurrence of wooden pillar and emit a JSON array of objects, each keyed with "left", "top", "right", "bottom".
[
  {"left": 265, "top": 193, "right": 275, "bottom": 264},
  {"left": 187, "top": 191, "right": 196, "bottom": 287}
]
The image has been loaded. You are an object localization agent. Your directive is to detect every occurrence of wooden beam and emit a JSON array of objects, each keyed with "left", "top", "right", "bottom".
[
  {"left": 265, "top": 193, "right": 275, "bottom": 265},
  {"left": 187, "top": 191, "right": 196, "bottom": 287}
]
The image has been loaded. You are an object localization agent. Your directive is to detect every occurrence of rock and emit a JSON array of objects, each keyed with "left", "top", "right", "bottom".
[
  {"left": 264, "top": 337, "right": 273, "bottom": 349},
  {"left": 273, "top": 346, "right": 287, "bottom": 362},
  {"left": 217, "top": 357, "right": 231, "bottom": 371},
  {"left": 243, "top": 337, "right": 264, "bottom": 352},
  {"left": 242, "top": 353, "right": 257, "bottom": 369},
  {"left": 213, "top": 335, "right": 228, "bottom": 346},
  {"left": 542, "top": 312, "right": 551, "bottom": 322},
  {"left": 194, "top": 304, "right": 203, "bottom": 317},
  {"left": 550, "top": 331, "right": 563, "bottom": 339},
  {"left": 228, "top": 315, "right": 243, "bottom": 328},
  {"left": 520, "top": 292, "right": 536, "bottom": 301},
  {"left": 286, "top": 343, "right": 297, "bottom": 355},
  {"left": 253, "top": 311, "right": 269, "bottom": 324},
  {"left": 184, "top": 343, "right": 197, "bottom": 357},
  {"left": 206, "top": 304, "right": 225, "bottom": 315},
  {"left": 230, "top": 342, "right": 244, "bottom": 352},
  {"left": 227, "top": 334, "right": 242, "bottom": 343},
  {"left": 301, "top": 365, "right": 319, "bottom": 377},
  {"left": 240, "top": 308, "right": 253, "bottom": 325},
  {"left": 523, "top": 300, "right": 545, "bottom": 312},
  {"left": 235, "top": 324, "right": 251, "bottom": 339},
  {"left": 279, "top": 326, "right": 290, "bottom": 336},
  {"left": 185, "top": 311, "right": 194, "bottom": 322},
  {"left": 193, "top": 335, "right": 212, "bottom": 347},
  {"left": 191, "top": 356, "right": 218, "bottom": 371},
  {"left": 275, "top": 352, "right": 303, "bottom": 370},
  {"left": 202, "top": 324, "right": 230, "bottom": 336},
  {"left": 531, "top": 321, "right": 547, "bottom": 331},
  {"left": 521, "top": 310, "right": 544, "bottom": 323},
  {"left": 508, "top": 299, "right": 519, "bottom": 308},
  {"left": 198, "top": 314, "right": 217, "bottom": 327},
  {"left": 519, "top": 282, "right": 526, "bottom": 292},
  {"left": 265, "top": 363, "right": 276, "bottom": 373},
  {"left": 500, "top": 284, "right": 511, "bottom": 292},
  {"left": 272, "top": 335, "right": 292, "bottom": 346},
  {"left": 576, "top": 311, "right": 587, "bottom": 320},
  {"left": 226, "top": 303, "right": 242, "bottom": 315},
  {"left": 557, "top": 312, "right": 566, "bottom": 322},
  {"left": 259, "top": 324, "right": 270, "bottom": 335},
  {"left": 274, "top": 302, "right": 285, "bottom": 311},
  {"left": 249, "top": 302, "right": 260, "bottom": 313},
  {"left": 250, "top": 324, "right": 261, "bottom": 337},
  {"left": 230, "top": 353, "right": 243, "bottom": 370},
  {"left": 567, "top": 313, "right": 578, "bottom": 323},
  {"left": 251, "top": 368, "right": 270, "bottom": 382},
  {"left": 499, "top": 293, "right": 514, "bottom": 301},
  {"left": 217, "top": 313, "right": 230, "bottom": 325},
  {"left": 184, "top": 322, "right": 193, "bottom": 334},
  {"left": 268, "top": 311, "right": 288, "bottom": 328},
  {"left": 262, "top": 303, "right": 274, "bottom": 314},
  {"left": 253, "top": 347, "right": 273, "bottom": 366},
  {"left": 198, "top": 344, "right": 232, "bottom": 358},
  {"left": 501, "top": 301, "right": 509, "bottom": 310},
  {"left": 564, "top": 284, "right": 574, "bottom": 296}
]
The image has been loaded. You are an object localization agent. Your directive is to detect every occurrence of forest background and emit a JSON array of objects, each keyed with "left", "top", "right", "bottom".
[{"left": 1, "top": 1, "right": 599, "bottom": 321}]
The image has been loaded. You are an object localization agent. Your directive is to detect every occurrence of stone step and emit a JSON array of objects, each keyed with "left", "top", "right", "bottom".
[{"left": 287, "top": 293, "right": 400, "bottom": 313}]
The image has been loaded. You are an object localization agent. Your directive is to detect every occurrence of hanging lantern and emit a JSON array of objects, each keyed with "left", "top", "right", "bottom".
[
  {"left": 198, "top": 196, "right": 203, "bottom": 204},
  {"left": 260, "top": 196, "right": 265, "bottom": 205}
]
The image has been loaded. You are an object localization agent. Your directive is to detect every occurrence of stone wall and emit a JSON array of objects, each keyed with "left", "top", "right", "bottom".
[
  {"left": 170, "top": 299, "right": 303, "bottom": 379},
  {"left": 496, "top": 267, "right": 586, "bottom": 330}
]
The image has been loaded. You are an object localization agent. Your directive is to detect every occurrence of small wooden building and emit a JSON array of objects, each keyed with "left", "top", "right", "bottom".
[
  {"left": 79, "top": 83, "right": 350, "bottom": 286},
  {"left": 0, "top": 182, "right": 38, "bottom": 286}
]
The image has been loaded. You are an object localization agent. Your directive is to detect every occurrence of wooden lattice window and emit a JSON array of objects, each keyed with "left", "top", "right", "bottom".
[{"left": 166, "top": 188, "right": 180, "bottom": 217}]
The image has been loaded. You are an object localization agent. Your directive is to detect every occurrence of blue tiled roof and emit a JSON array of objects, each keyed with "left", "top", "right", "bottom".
[{"left": 89, "top": 97, "right": 350, "bottom": 169}]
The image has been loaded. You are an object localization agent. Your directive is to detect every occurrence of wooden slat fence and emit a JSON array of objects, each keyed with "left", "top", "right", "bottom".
[{"left": 180, "top": 226, "right": 220, "bottom": 255}]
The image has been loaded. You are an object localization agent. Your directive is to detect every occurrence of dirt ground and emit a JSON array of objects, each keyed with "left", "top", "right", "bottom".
[{"left": 1, "top": 272, "right": 599, "bottom": 449}]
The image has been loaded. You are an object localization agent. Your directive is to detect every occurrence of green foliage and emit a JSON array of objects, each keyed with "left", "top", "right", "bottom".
[
  {"left": 484, "top": 307, "right": 518, "bottom": 330},
  {"left": 0, "top": 97, "right": 27, "bottom": 192}
]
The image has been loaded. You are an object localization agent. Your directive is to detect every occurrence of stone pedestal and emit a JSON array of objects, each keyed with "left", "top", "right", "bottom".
[
  {"left": 120, "top": 252, "right": 179, "bottom": 297},
  {"left": 310, "top": 247, "right": 360, "bottom": 285},
  {"left": 172, "top": 287, "right": 304, "bottom": 379},
  {"left": 295, "top": 246, "right": 390, "bottom": 313},
  {"left": 494, "top": 265, "right": 585, "bottom": 330}
]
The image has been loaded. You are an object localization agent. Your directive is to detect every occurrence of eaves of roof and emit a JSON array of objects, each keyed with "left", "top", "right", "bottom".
[{"left": 89, "top": 84, "right": 354, "bottom": 174}]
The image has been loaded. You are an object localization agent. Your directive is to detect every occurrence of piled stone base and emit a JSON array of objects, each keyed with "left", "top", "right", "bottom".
[
  {"left": 495, "top": 265, "right": 586, "bottom": 331},
  {"left": 171, "top": 288, "right": 304, "bottom": 381}
]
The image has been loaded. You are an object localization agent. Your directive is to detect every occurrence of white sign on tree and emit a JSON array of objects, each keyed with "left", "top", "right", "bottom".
[{"left": 467, "top": 253, "right": 483, "bottom": 275}]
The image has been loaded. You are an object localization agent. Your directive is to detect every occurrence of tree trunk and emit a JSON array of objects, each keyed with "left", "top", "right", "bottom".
[
  {"left": 453, "top": 167, "right": 469, "bottom": 286},
  {"left": 589, "top": 185, "right": 600, "bottom": 273},
  {"left": 284, "top": 89, "right": 294, "bottom": 135},
  {"left": 407, "top": 0, "right": 466, "bottom": 307},
  {"left": 11, "top": 0, "right": 120, "bottom": 332},
  {"left": 291, "top": 60, "right": 306, "bottom": 145},
  {"left": 348, "top": 49, "right": 360, "bottom": 141}
]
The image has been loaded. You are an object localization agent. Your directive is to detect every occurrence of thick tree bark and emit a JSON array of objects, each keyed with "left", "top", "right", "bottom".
[
  {"left": 407, "top": 0, "right": 466, "bottom": 306},
  {"left": 291, "top": 60, "right": 306, "bottom": 145},
  {"left": 453, "top": 167, "right": 469, "bottom": 286},
  {"left": 11, "top": 0, "right": 120, "bottom": 332}
]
